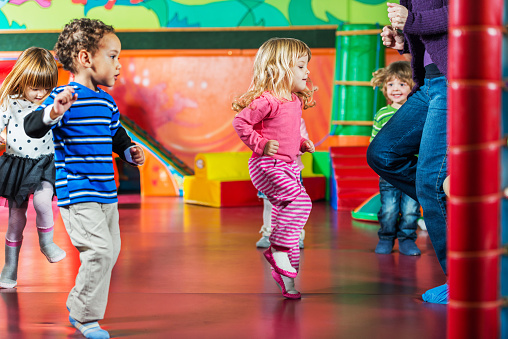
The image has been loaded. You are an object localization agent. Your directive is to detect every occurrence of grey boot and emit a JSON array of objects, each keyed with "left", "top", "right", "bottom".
[
  {"left": 0, "top": 244, "right": 21, "bottom": 288},
  {"left": 299, "top": 229, "right": 305, "bottom": 249},
  {"left": 256, "top": 225, "right": 272, "bottom": 248},
  {"left": 38, "top": 229, "right": 66, "bottom": 263},
  {"left": 256, "top": 199, "right": 273, "bottom": 248}
]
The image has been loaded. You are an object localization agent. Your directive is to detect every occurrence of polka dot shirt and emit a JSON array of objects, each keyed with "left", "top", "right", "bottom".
[{"left": 1, "top": 96, "right": 54, "bottom": 159}]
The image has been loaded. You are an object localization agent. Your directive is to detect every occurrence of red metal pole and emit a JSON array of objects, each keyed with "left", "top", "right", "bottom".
[{"left": 448, "top": 0, "right": 503, "bottom": 338}]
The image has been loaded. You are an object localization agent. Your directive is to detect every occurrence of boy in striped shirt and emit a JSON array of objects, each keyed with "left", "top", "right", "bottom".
[{"left": 24, "top": 18, "right": 144, "bottom": 339}]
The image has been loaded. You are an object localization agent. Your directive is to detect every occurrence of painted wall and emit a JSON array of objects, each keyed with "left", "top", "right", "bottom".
[
  {"left": 0, "top": 1, "right": 396, "bottom": 170},
  {"left": 0, "top": 1, "right": 391, "bottom": 30},
  {"left": 110, "top": 49, "right": 335, "bottom": 167}
]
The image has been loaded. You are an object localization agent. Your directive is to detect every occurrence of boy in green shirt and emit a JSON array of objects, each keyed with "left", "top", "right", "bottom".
[{"left": 370, "top": 61, "right": 421, "bottom": 255}]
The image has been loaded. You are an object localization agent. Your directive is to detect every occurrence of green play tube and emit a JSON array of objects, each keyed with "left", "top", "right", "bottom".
[{"left": 331, "top": 24, "right": 386, "bottom": 136}]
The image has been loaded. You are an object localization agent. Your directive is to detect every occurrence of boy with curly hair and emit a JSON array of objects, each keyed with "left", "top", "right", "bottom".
[
  {"left": 24, "top": 18, "right": 144, "bottom": 339},
  {"left": 370, "top": 61, "right": 421, "bottom": 256}
]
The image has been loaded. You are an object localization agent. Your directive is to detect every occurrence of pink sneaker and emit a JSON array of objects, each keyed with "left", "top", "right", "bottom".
[
  {"left": 271, "top": 270, "right": 301, "bottom": 299},
  {"left": 263, "top": 247, "right": 297, "bottom": 278}
]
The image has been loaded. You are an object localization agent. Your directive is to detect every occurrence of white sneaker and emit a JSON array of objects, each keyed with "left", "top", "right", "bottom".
[
  {"left": 256, "top": 236, "right": 271, "bottom": 248},
  {"left": 299, "top": 229, "right": 305, "bottom": 249},
  {"left": 256, "top": 225, "right": 272, "bottom": 248},
  {"left": 417, "top": 218, "right": 427, "bottom": 231}
]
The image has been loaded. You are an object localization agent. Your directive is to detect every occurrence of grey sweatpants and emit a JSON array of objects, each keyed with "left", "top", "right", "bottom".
[{"left": 60, "top": 202, "right": 120, "bottom": 323}]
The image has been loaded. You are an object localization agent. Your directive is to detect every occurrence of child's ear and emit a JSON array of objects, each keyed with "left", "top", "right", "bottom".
[{"left": 77, "top": 50, "right": 92, "bottom": 68}]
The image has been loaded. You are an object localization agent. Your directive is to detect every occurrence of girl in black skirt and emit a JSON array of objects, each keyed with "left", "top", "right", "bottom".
[{"left": 0, "top": 47, "right": 65, "bottom": 288}]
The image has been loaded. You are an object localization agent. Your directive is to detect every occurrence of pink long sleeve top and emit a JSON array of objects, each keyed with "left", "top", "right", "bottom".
[{"left": 233, "top": 92, "right": 307, "bottom": 163}]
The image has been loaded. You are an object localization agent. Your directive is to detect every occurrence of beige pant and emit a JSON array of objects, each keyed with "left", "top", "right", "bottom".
[{"left": 60, "top": 202, "right": 120, "bottom": 323}]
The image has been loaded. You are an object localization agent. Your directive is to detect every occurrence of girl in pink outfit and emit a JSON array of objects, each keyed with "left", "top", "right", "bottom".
[{"left": 232, "top": 37, "right": 316, "bottom": 299}]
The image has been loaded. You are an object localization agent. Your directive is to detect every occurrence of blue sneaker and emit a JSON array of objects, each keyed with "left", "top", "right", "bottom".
[
  {"left": 375, "top": 239, "right": 394, "bottom": 254},
  {"left": 422, "top": 283, "right": 449, "bottom": 304},
  {"left": 398, "top": 239, "right": 421, "bottom": 256}
]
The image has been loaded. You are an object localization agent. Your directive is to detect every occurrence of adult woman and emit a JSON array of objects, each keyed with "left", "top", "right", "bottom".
[{"left": 366, "top": 1, "right": 449, "bottom": 304}]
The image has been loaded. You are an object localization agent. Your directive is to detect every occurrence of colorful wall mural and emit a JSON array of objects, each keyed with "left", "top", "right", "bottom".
[
  {"left": 0, "top": 0, "right": 397, "bottom": 195},
  {"left": 108, "top": 50, "right": 335, "bottom": 167},
  {"left": 0, "top": 0, "right": 391, "bottom": 30}
]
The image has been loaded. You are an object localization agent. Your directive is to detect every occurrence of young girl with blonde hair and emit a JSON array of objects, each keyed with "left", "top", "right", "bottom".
[
  {"left": 0, "top": 47, "right": 65, "bottom": 288},
  {"left": 233, "top": 37, "right": 316, "bottom": 299}
]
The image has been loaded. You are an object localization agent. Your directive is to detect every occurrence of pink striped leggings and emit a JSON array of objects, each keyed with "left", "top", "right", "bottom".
[{"left": 248, "top": 157, "right": 312, "bottom": 270}]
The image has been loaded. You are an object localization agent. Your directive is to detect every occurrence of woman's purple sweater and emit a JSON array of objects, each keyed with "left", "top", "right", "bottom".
[{"left": 400, "top": 0, "right": 449, "bottom": 93}]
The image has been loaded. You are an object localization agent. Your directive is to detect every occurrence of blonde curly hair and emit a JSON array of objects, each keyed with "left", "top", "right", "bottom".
[
  {"left": 371, "top": 61, "right": 414, "bottom": 100},
  {"left": 232, "top": 37, "right": 317, "bottom": 112}
]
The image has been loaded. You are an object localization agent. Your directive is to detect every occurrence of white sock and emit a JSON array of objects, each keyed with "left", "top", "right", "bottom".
[
  {"left": 271, "top": 247, "right": 296, "bottom": 273},
  {"left": 281, "top": 275, "right": 299, "bottom": 294},
  {"left": 262, "top": 199, "right": 272, "bottom": 230}
]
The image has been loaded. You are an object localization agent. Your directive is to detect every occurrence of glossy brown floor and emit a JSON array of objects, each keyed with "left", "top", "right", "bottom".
[{"left": 0, "top": 195, "right": 447, "bottom": 339}]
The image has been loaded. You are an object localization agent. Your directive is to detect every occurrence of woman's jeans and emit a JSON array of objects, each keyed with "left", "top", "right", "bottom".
[
  {"left": 367, "top": 76, "right": 448, "bottom": 274},
  {"left": 378, "top": 177, "right": 420, "bottom": 241}
]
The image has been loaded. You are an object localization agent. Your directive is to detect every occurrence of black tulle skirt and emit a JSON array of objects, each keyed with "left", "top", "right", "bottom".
[{"left": 0, "top": 153, "right": 55, "bottom": 207}]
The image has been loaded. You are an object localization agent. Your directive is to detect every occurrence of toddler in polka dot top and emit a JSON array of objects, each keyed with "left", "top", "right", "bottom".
[{"left": 0, "top": 47, "right": 66, "bottom": 289}]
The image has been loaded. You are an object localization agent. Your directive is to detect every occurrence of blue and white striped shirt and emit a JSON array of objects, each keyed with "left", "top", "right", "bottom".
[{"left": 38, "top": 83, "right": 122, "bottom": 206}]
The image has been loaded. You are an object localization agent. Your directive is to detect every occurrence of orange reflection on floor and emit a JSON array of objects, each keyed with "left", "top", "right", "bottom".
[{"left": 0, "top": 195, "right": 447, "bottom": 338}]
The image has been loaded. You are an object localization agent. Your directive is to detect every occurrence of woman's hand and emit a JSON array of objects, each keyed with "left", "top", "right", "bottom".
[
  {"left": 381, "top": 25, "right": 405, "bottom": 50},
  {"left": 387, "top": 2, "right": 408, "bottom": 30}
]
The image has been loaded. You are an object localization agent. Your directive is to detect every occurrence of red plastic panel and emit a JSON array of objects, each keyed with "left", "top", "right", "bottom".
[
  {"left": 449, "top": 30, "right": 502, "bottom": 80},
  {"left": 448, "top": 0, "right": 502, "bottom": 337},
  {"left": 448, "top": 202, "right": 499, "bottom": 251},
  {"left": 221, "top": 181, "right": 262, "bottom": 207},
  {"left": 448, "top": 255, "right": 499, "bottom": 301},
  {"left": 448, "top": 307, "right": 499, "bottom": 339},
  {"left": 221, "top": 177, "right": 326, "bottom": 208},
  {"left": 448, "top": 85, "right": 501, "bottom": 144},
  {"left": 449, "top": 1, "right": 503, "bottom": 26},
  {"left": 448, "top": 148, "right": 500, "bottom": 196}
]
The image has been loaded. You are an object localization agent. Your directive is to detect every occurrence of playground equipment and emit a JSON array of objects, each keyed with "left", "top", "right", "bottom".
[
  {"left": 328, "top": 25, "right": 387, "bottom": 210},
  {"left": 330, "top": 24, "right": 385, "bottom": 146},
  {"left": 448, "top": 1, "right": 506, "bottom": 338},
  {"left": 351, "top": 193, "right": 380, "bottom": 222},
  {"left": 120, "top": 115, "right": 193, "bottom": 196},
  {"left": 329, "top": 146, "right": 379, "bottom": 210},
  {"left": 183, "top": 152, "right": 327, "bottom": 208}
]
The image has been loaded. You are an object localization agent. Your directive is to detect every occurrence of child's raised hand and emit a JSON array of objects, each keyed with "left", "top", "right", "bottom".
[
  {"left": 51, "top": 86, "right": 77, "bottom": 120},
  {"left": 130, "top": 145, "right": 145, "bottom": 165},
  {"left": 264, "top": 140, "right": 279, "bottom": 156},
  {"left": 302, "top": 140, "right": 315, "bottom": 153}
]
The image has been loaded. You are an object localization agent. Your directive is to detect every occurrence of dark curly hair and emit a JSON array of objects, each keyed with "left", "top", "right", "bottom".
[{"left": 54, "top": 18, "right": 115, "bottom": 74}]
